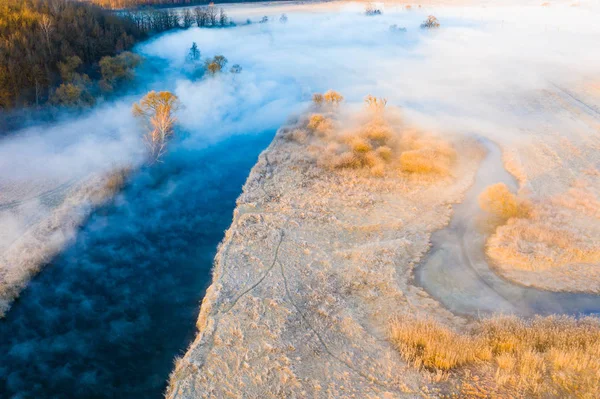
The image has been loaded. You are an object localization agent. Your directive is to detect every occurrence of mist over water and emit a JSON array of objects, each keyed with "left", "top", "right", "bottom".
[
  {"left": 0, "top": 131, "right": 274, "bottom": 397},
  {"left": 1, "top": 2, "right": 600, "bottom": 398}
]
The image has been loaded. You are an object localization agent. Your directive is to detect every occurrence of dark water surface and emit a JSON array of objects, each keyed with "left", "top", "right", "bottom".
[{"left": 0, "top": 131, "right": 273, "bottom": 398}]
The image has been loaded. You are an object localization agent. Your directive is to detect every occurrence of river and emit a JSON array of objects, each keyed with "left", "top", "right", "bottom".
[{"left": 0, "top": 131, "right": 273, "bottom": 398}]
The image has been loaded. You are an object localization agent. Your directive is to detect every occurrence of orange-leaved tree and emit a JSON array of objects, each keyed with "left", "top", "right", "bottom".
[{"left": 132, "top": 91, "right": 180, "bottom": 162}]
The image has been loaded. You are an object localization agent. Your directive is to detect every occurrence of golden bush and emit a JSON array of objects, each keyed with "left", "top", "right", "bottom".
[
  {"left": 400, "top": 148, "right": 452, "bottom": 175},
  {"left": 478, "top": 183, "right": 529, "bottom": 220},
  {"left": 323, "top": 89, "right": 344, "bottom": 106}
]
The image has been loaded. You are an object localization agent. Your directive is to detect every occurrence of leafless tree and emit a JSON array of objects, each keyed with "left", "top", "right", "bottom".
[
  {"left": 421, "top": 15, "right": 440, "bottom": 29},
  {"left": 39, "top": 15, "right": 54, "bottom": 56},
  {"left": 207, "top": 6, "right": 218, "bottom": 26},
  {"left": 182, "top": 9, "right": 194, "bottom": 29},
  {"left": 132, "top": 91, "right": 181, "bottom": 162}
]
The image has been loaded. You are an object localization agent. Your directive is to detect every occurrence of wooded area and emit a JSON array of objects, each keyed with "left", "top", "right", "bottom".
[
  {"left": 0, "top": 0, "right": 146, "bottom": 109},
  {"left": 89, "top": 0, "right": 210, "bottom": 10},
  {"left": 0, "top": 0, "right": 234, "bottom": 110}
]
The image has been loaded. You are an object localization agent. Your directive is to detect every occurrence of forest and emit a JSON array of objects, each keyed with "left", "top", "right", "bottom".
[
  {"left": 0, "top": 0, "right": 235, "bottom": 111},
  {"left": 0, "top": 0, "right": 146, "bottom": 109}
]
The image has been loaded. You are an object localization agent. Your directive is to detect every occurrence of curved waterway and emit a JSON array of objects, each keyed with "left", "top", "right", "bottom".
[
  {"left": 0, "top": 131, "right": 273, "bottom": 398},
  {"left": 415, "top": 138, "right": 600, "bottom": 317}
]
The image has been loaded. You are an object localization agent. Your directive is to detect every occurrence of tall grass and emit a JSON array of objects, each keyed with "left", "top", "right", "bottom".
[{"left": 389, "top": 314, "right": 600, "bottom": 398}]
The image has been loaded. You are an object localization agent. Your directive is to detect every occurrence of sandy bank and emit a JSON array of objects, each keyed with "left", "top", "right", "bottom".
[{"left": 166, "top": 117, "right": 483, "bottom": 397}]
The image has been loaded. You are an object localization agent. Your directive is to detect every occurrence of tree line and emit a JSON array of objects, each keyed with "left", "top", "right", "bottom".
[
  {"left": 124, "top": 6, "right": 231, "bottom": 31},
  {"left": 0, "top": 0, "right": 145, "bottom": 109},
  {"left": 90, "top": 0, "right": 210, "bottom": 10},
  {"left": 0, "top": 0, "right": 232, "bottom": 110}
]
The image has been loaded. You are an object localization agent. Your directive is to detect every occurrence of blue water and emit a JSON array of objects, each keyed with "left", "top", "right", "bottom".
[{"left": 0, "top": 131, "right": 273, "bottom": 398}]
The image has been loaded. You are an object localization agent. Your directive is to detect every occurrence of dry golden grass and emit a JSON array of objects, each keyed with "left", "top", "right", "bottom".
[
  {"left": 306, "top": 113, "right": 333, "bottom": 136},
  {"left": 104, "top": 167, "right": 129, "bottom": 194},
  {"left": 399, "top": 149, "right": 453, "bottom": 175},
  {"left": 294, "top": 91, "right": 459, "bottom": 178},
  {"left": 398, "top": 131, "right": 457, "bottom": 176},
  {"left": 552, "top": 185, "right": 600, "bottom": 219},
  {"left": 389, "top": 314, "right": 600, "bottom": 398},
  {"left": 483, "top": 180, "right": 600, "bottom": 272},
  {"left": 487, "top": 217, "right": 600, "bottom": 271},
  {"left": 478, "top": 183, "right": 530, "bottom": 221}
]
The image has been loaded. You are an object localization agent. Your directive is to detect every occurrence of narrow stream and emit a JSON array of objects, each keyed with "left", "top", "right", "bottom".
[
  {"left": 415, "top": 138, "right": 600, "bottom": 317},
  {"left": 0, "top": 131, "right": 273, "bottom": 398}
]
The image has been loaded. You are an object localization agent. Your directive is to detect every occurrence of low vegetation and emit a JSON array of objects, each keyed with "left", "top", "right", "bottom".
[
  {"left": 479, "top": 182, "right": 600, "bottom": 273},
  {"left": 389, "top": 314, "right": 600, "bottom": 398},
  {"left": 205, "top": 55, "right": 228, "bottom": 75},
  {"left": 478, "top": 183, "right": 530, "bottom": 221},
  {"left": 487, "top": 214, "right": 600, "bottom": 272},
  {"left": 103, "top": 167, "right": 131, "bottom": 195},
  {"left": 291, "top": 91, "right": 457, "bottom": 178},
  {"left": 421, "top": 15, "right": 441, "bottom": 29},
  {"left": 389, "top": 24, "right": 407, "bottom": 33},
  {"left": 365, "top": 3, "right": 383, "bottom": 16}
]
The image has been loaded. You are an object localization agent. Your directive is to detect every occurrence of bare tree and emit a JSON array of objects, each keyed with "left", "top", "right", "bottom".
[
  {"left": 132, "top": 91, "right": 180, "bottom": 162},
  {"left": 182, "top": 9, "right": 194, "bottom": 29},
  {"left": 194, "top": 7, "right": 208, "bottom": 27},
  {"left": 219, "top": 8, "right": 228, "bottom": 27},
  {"left": 207, "top": 6, "right": 218, "bottom": 26},
  {"left": 204, "top": 55, "right": 228, "bottom": 75},
  {"left": 323, "top": 90, "right": 344, "bottom": 106},
  {"left": 365, "top": 3, "right": 382, "bottom": 16},
  {"left": 421, "top": 15, "right": 440, "bottom": 29},
  {"left": 39, "top": 15, "right": 54, "bottom": 56}
]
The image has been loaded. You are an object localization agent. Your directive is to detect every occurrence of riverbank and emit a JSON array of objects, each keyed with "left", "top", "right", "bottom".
[
  {"left": 0, "top": 170, "right": 128, "bottom": 317},
  {"left": 166, "top": 112, "right": 484, "bottom": 397}
]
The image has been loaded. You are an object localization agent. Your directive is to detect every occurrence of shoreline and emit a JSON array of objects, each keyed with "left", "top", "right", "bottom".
[
  {"left": 165, "top": 118, "right": 483, "bottom": 397},
  {"left": 0, "top": 169, "right": 129, "bottom": 317}
]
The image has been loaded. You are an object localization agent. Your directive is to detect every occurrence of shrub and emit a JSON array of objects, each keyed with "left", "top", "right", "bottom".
[
  {"left": 421, "top": 15, "right": 440, "bottom": 29},
  {"left": 307, "top": 114, "right": 332, "bottom": 135},
  {"left": 376, "top": 146, "right": 392, "bottom": 161},
  {"left": 323, "top": 90, "right": 344, "bottom": 106},
  {"left": 365, "top": 3, "right": 382, "bottom": 16},
  {"left": 400, "top": 148, "right": 453, "bottom": 175},
  {"left": 204, "top": 55, "right": 228, "bottom": 75},
  {"left": 104, "top": 168, "right": 130, "bottom": 194},
  {"left": 312, "top": 93, "right": 324, "bottom": 106},
  {"left": 364, "top": 95, "right": 388, "bottom": 114},
  {"left": 389, "top": 24, "right": 407, "bottom": 33},
  {"left": 350, "top": 137, "right": 372, "bottom": 154},
  {"left": 479, "top": 183, "right": 529, "bottom": 220}
]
